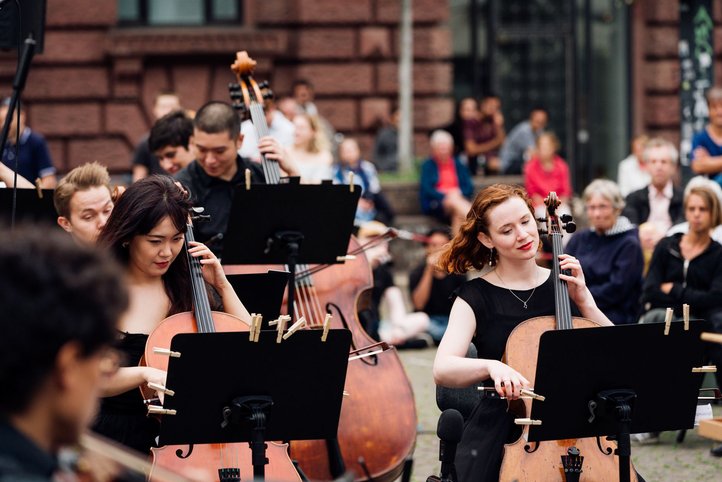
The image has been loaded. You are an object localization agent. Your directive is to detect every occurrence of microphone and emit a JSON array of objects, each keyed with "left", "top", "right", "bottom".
[{"left": 428, "top": 408, "right": 464, "bottom": 482}]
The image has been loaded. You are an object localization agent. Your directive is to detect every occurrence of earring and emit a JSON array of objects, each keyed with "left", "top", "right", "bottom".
[
  {"left": 489, "top": 247, "right": 495, "bottom": 266},
  {"left": 121, "top": 241, "right": 129, "bottom": 248}
]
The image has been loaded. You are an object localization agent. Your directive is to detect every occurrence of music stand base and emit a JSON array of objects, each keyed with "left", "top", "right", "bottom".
[{"left": 596, "top": 389, "right": 636, "bottom": 482}]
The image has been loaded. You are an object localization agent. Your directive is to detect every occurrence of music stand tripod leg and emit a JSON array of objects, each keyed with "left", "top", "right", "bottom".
[{"left": 232, "top": 395, "right": 274, "bottom": 481}]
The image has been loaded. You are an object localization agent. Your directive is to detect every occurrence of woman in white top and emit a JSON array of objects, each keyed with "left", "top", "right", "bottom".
[{"left": 288, "top": 113, "right": 333, "bottom": 183}]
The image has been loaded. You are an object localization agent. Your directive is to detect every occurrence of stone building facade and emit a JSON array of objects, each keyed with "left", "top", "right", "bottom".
[{"left": 0, "top": 0, "right": 721, "bottom": 177}]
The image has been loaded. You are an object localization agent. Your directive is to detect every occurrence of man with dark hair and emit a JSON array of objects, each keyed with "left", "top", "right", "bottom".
[
  {"left": 0, "top": 227, "right": 127, "bottom": 480},
  {"left": 174, "top": 101, "right": 299, "bottom": 253},
  {"left": 148, "top": 111, "right": 195, "bottom": 176},
  {"left": 131, "top": 90, "right": 182, "bottom": 181},
  {"left": 408, "top": 227, "right": 467, "bottom": 343},
  {"left": 499, "top": 106, "right": 548, "bottom": 174}
]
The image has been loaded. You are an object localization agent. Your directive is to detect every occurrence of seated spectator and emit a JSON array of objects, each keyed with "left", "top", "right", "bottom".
[
  {"left": 566, "top": 179, "right": 643, "bottom": 324},
  {"left": 622, "top": 137, "right": 684, "bottom": 235},
  {"left": 372, "top": 108, "right": 399, "bottom": 173},
  {"left": 288, "top": 113, "right": 334, "bottom": 183},
  {"left": 0, "top": 98, "right": 56, "bottom": 188},
  {"left": 131, "top": 90, "right": 182, "bottom": 182},
  {"left": 474, "top": 93, "right": 505, "bottom": 175},
  {"left": 499, "top": 106, "right": 548, "bottom": 174},
  {"left": 409, "top": 227, "right": 467, "bottom": 343},
  {"left": 523, "top": 132, "right": 572, "bottom": 217},
  {"left": 148, "top": 111, "right": 195, "bottom": 176},
  {"left": 357, "top": 222, "right": 431, "bottom": 347},
  {"left": 690, "top": 86, "right": 722, "bottom": 188},
  {"left": 618, "top": 134, "right": 650, "bottom": 197},
  {"left": 239, "top": 98, "right": 295, "bottom": 163},
  {"left": 334, "top": 138, "right": 394, "bottom": 226},
  {"left": 420, "top": 130, "right": 473, "bottom": 235},
  {"left": 277, "top": 96, "right": 300, "bottom": 122},
  {"left": 640, "top": 184, "right": 722, "bottom": 450},
  {"left": 668, "top": 176, "right": 722, "bottom": 243}
]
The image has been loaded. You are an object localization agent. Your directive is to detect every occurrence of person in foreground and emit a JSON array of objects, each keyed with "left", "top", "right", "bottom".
[
  {"left": 432, "top": 184, "right": 613, "bottom": 482},
  {"left": 92, "top": 175, "right": 251, "bottom": 454},
  {"left": 0, "top": 227, "right": 128, "bottom": 481}
]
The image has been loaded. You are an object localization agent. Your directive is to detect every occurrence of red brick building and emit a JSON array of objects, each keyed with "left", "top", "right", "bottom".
[{"left": 0, "top": 0, "right": 721, "bottom": 185}]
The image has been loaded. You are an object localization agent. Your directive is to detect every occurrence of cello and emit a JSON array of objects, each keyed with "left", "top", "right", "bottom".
[
  {"left": 498, "top": 192, "right": 638, "bottom": 481},
  {"left": 143, "top": 214, "right": 301, "bottom": 482},
  {"left": 226, "top": 51, "right": 417, "bottom": 482}
]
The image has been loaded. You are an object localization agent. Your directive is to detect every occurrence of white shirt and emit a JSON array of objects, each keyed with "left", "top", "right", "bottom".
[
  {"left": 617, "top": 154, "right": 651, "bottom": 197},
  {"left": 238, "top": 111, "right": 295, "bottom": 162},
  {"left": 647, "top": 181, "right": 674, "bottom": 234}
]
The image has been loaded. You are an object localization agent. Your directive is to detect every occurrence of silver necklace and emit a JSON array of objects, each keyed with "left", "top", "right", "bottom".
[{"left": 495, "top": 268, "right": 539, "bottom": 309}]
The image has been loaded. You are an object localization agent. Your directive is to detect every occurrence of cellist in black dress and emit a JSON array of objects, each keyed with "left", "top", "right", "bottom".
[{"left": 432, "top": 184, "right": 614, "bottom": 481}]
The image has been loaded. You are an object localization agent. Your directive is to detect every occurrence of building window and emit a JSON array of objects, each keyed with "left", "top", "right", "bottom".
[{"left": 118, "top": 0, "right": 243, "bottom": 26}]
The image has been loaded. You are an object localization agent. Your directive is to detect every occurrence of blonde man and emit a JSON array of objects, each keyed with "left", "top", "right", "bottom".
[{"left": 54, "top": 162, "right": 113, "bottom": 246}]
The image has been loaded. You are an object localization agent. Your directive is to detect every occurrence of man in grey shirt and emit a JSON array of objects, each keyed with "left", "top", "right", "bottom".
[{"left": 499, "top": 107, "right": 548, "bottom": 174}]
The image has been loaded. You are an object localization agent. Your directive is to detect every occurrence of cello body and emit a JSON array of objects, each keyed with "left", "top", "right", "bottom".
[
  {"left": 225, "top": 237, "right": 417, "bottom": 482},
  {"left": 498, "top": 316, "right": 638, "bottom": 481}
]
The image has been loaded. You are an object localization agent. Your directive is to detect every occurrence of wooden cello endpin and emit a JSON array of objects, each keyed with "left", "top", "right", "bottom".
[
  {"left": 153, "top": 347, "right": 181, "bottom": 358},
  {"left": 683, "top": 304, "right": 690, "bottom": 331},
  {"left": 663, "top": 307, "right": 673, "bottom": 336}
]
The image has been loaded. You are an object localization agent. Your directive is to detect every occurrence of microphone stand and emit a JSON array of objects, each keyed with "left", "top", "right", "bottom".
[{"left": 0, "top": 35, "right": 36, "bottom": 229}]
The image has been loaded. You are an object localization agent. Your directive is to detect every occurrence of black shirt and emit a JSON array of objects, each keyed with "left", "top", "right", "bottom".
[
  {"left": 174, "top": 156, "right": 265, "bottom": 256},
  {"left": 408, "top": 263, "right": 466, "bottom": 317},
  {"left": 0, "top": 420, "right": 57, "bottom": 481},
  {"left": 132, "top": 135, "right": 167, "bottom": 176}
]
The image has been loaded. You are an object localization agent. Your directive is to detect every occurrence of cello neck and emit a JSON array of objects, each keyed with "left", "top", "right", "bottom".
[
  {"left": 248, "top": 100, "right": 282, "bottom": 184},
  {"left": 185, "top": 223, "right": 215, "bottom": 333},
  {"left": 545, "top": 193, "right": 574, "bottom": 330}
]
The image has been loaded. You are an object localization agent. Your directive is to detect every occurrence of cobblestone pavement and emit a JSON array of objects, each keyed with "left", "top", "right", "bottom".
[{"left": 397, "top": 346, "right": 722, "bottom": 482}]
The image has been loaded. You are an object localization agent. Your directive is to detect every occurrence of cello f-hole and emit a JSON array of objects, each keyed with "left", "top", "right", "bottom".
[
  {"left": 595, "top": 436, "right": 614, "bottom": 456},
  {"left": 175, "top": 444, "right": 194, "bottom": 459},
  {"left": 524, "top": 442, "right": 539, "bottom": 454}
]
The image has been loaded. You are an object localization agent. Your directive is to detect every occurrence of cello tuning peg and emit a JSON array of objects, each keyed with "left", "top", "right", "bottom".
[
  {"left": 563, "top": 222, "right": 577, "bottom": 234},
  {"left": 561, "top": 214, "right": 573, "bottom": 223},
  {"left": 229, "top": 90, "right": 243, "bottom": 100},
  {"left": 538, "top": 229, "right": 548, "bottom": 236},
  {"left": 536, "top": 217, "right": 547, "bottom": 223},
  {"left": 263, "top": 89, "right": 275, "bottom": 100},
  {"left": 228, "top": 83, "right": 240, "bottom": 92},
  {"left": 258, "top": 80, "right": 269, "bottom": 89}
]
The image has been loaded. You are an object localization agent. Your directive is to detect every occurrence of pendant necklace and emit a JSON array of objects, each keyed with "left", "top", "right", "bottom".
[{"left": 495, "top": 268, "right": 539, "bottom": 309}]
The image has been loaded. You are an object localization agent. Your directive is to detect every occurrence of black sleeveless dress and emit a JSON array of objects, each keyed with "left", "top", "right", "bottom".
[
  {"left": 453, "top": 273, "right": 580, "bottom": 482},
  {"left": 91, "top": 333, "right": 161, "bottom": 454}
]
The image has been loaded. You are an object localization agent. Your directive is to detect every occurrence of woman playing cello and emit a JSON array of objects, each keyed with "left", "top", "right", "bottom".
[
  {"left": 92, "top": 175, "right": 251, "bottom": 454},
  {"left": 432, "top": 184, "right": 614, "bottom": 481}
]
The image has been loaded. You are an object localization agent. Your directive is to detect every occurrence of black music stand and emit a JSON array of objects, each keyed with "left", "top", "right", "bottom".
[
  {"left": 221, "top": 183, "right": 359, "bottom": 319},
  {"left": 527, "top": 321, "right": 709, "bottom": 482},
  {"left": 159, "top": 329, "right": 352, "bottom": 481},
  {"left": 226, "top": 270, "right": 290, "bottom": 329},
  {"left": 0, "top": 187, "right": 56, "bottom": 226}
]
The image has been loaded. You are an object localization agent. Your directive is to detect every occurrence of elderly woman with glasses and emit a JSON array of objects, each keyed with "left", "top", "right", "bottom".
[{"left": 565, "top": 179, "right": 644, "bottom": 324}]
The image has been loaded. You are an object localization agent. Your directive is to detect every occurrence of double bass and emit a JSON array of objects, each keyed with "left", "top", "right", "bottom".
[
  {"left": 226, "top": 51, "right": 417, "bottom": 481},
  {"left": 498, "top": 192, "right": 637, "bottom": 481},
  {"left": 143, "top": 216, "right": 301, "bottom": 482}
]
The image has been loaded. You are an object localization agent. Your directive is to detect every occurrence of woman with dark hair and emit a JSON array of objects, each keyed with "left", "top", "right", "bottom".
[
  {"left": 432, "top": 184, "right": 613, "bottom": 481},
  {"left": 92, "top": 175, "right": 250, "bottom": 453}
]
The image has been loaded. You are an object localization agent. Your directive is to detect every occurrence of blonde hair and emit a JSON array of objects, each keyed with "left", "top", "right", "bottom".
[
  {"left": 297, "top": 113, "right": 330, "bottom": 154},
  {"left": 53, "top": 162, "right": 111, "bottom": 218}
]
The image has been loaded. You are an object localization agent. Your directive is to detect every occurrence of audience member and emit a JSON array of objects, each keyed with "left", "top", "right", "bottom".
[
  {"left": 523, "top": 132, "right": 572, "bottom": 216},
  {"left": 618, "top": 134, "right": 650, "bottom": 197},
  {"left": 131, "top": 91, "right": 181, "bottom": 181},
  {"left": 372, "top": 108, "right": 399, "bottom": 172},
  {"left": 291, "top": 79, "right": 336, "bottom": 148},
  {"left": 289, "top": 113, "right": 333, "bottom": 183},
  {"left": 277, "top": 96, "right": 300, "bottom": 122},
  {"left": 668, "top": 176, "right": 722, "bottom": 243},
  {"left": 147, "top": 111, "right": 195, "bottom": 176},
  {"left": 174, "top": 101, "right": 298, "bottom": 255},
  {"left": 499, "top": 106, "right": 548, "bottom": 174},
  {"left": 334, "top": 138, "right": 394, "bottom": 226},
  {"left": 54, "top": 162, "right": 114, "bottom": 246},
  {"left": 0, "top": 227, "right": 127, "bottom": 481},
  {"left": 239, "top": 98, "right": 295, "bottom": 163},
  {"left": 0, "top": 98, "right": 56, "bottom": 188},
  {"left": 565, "top": 179, "right": 643, "bottom": 325},
  {"left": 409, "top": 227, "right": 467, "bottom": 343},
  {"left": 640, "top": 184, "right": 722, "bottom": 434},
  {"left": 475, "top": 94, "right": 505, "bottom": 175},
  {"left": 439, "top": 98, "right": 470, "bottom": 159},
  {"left": 357, "top": 222, "right": 431, "bottom": 347},
  {"left": 691, "top": 86, "right": 722, "bottom": 187},
  {"left": 420, "top": 130, "right": 474, "bottom": 235},
  {"left": 622, "top": 138, "right": 684, "bottom": 235}
]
